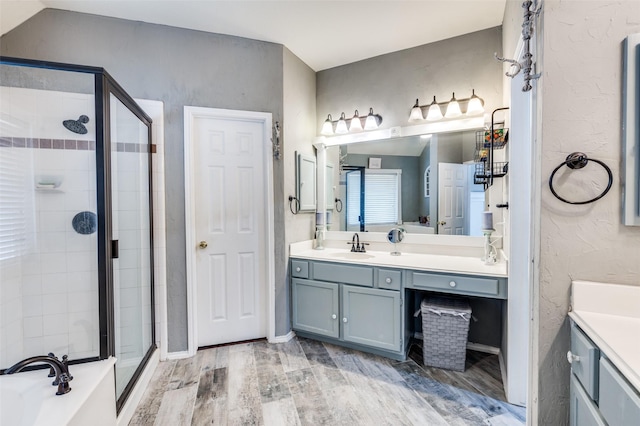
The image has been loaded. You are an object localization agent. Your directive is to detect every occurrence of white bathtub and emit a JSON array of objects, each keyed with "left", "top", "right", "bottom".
[{"left": 0, "top": 357, "right": 116, "bottom": 426}]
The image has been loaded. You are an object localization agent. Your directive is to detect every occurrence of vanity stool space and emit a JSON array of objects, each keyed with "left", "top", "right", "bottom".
[{"left": 290, "top": 257, "right": 508, "bottom": 362}]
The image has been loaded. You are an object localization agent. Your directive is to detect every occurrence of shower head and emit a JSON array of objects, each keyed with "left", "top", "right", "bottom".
[{"left": 63, "top": 115, "right": 90, "bottom": 134}]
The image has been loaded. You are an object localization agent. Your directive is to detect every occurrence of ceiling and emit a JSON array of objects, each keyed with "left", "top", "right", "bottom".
[{"left": 1, "top": 0, "right": 506, "bottom": 71}]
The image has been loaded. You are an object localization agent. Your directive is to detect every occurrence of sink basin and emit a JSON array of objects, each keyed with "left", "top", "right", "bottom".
[{"left": 330, "top": 252, "right": 375, "bottom": 260}]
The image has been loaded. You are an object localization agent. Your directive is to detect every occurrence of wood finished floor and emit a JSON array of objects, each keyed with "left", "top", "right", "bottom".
[{"left": 130, "top": 337, "right": 525, "bottom": 426}]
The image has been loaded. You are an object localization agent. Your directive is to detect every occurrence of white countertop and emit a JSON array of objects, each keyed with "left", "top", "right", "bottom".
[
  {"left": 569, "top": 280, "right": 640, "bottom": 391},
  {"left": 290, "top": 241, "right": 507, "bottom": 277}
]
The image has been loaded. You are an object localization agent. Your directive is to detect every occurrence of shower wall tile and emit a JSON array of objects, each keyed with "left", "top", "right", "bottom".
[
  {"left": 43, "top": 333, "right": 69, "bottom": 356},
  {"left": 42, "top": 272, "right": 68, "bottom": 294},
  {"left": 23, "top": 317, "right": 43, "bottom": 338},
  {"left": 22, "top": 275, "right": 42, "bottom": 296},
  {"left": 67, "top": 291, "right": 98, "bottom": 314},
  {"left": 23, "top": 337, "right": 44, "bottom": 356},
  {"left": 41, "top": 252, "right": 67, "bottom": 274},
  {"left": 22, "top": 295, "right": 43, "bottom": 317},
  {"left": 40, "top": 231, "right": 67, "bottom": 253},
  {"left": 43, "top": 313, "right": 69, "bottom": 336},
  {"left": 42, "top": 293, "right": 68, "bottom": 315}
]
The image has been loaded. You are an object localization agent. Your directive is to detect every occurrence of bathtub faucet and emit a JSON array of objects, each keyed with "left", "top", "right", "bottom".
[{"left": 5, "top": 355, "right": 72, "bottom": 395}]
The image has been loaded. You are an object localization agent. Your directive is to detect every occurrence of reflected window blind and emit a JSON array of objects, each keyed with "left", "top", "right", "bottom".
[
  {"left": 0, "top": 145, "right": 31, "bottom": 261},
  {"left": 347, "top": 170, "right": 401, "bottom": 226}
]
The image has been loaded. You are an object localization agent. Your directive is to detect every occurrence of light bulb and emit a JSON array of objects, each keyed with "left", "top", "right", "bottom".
[
  {"left": 426, "top": 96, "right": 443, "bottom": 121},
  {"left": 445, "top": 92, "right": 462, "bottom": 118},
  {"left": 349, "top": 110, "right": 362, "bottom": 131},
  {"left": 466, "top": 89, "right": 484, "bottom": 115},
  {"left": 408, "top": 99, "right": 423, "bottom": 122},
  {"left": 364, "top": 107, "right": 379, "bottom": 130},
  {"left": 321, "top": 114, "right": 333, "bottom": 135},
  {"left": 335, "top": 112, "right": 348, "bottom": 134}
]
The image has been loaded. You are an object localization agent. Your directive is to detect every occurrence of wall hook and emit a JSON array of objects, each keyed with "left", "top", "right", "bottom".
[
  {"left": 494, "top": 0, "right": 541, "bottom": 92},
  {"left": 494, "top": 53, "right": 522, "bottom": 78},
  {"left": 272, "top": 121, "right": 281, "bottom": 160}
]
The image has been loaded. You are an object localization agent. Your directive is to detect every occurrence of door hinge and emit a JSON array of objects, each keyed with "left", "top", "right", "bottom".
[{"left": 111, "top": 240, "right": 119, "bottom": 259}]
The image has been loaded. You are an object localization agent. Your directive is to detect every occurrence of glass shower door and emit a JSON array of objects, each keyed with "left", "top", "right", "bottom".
[{"left": 109, "top": 93, "right": 154, "bottom": 401}]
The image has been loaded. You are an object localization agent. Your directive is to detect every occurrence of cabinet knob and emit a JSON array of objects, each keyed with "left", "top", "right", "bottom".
[
  {"left": 449, "top": 281, "right": 457, "bottom": 288},
  {"left": 385, "top": 277, "right": 392, "bottom": 284},
  {"left": 343, "top": 317, "right": 348, "bottom": 323},
  {"left": 295, "top": 267, "right": 301, "bottom": 272},
  {"left": 332, "top": 314, "right": 337, "bottom": 320},
  {"left": 567, "top": 351, "right": 580, "bottom": 364}
]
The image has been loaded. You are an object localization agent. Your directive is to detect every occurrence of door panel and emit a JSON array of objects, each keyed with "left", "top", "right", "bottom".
[
  {"left": 292, "top": 279, "right": 339, "bottom": 338},
  {"left": 341, "top": 285, "right": 401, "bottom": 351},
  {"left": 195, "top": 115, "right": 267, "bottom": 346}
]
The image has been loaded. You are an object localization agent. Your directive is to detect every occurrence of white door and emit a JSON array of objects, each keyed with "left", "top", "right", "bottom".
[
  {"left": 193, "top": 114, "right": 268, "bottom": 347},
  {"left": 438, "top": 163, "right": 468, "bottom": 235}
]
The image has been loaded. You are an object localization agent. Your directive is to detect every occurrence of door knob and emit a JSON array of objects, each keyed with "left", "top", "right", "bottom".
[
  {"left": 199, "top": 241, "right": 208, "bottom": 249},
  {"left": 438, "top": 221, "right": 447, "bottom": 226}
]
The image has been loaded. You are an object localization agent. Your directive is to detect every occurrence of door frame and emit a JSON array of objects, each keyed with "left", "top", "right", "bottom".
[{"left": 183, "top": 106, "right": 275, "bottom": 357}]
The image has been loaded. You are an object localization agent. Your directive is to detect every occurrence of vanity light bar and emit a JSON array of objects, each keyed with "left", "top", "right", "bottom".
[
  {"left": 409, "top": 90, "right": 484, "bottom": 122},
  {"left": 321, "top": 107, "right": 383, "bottom": 136}
]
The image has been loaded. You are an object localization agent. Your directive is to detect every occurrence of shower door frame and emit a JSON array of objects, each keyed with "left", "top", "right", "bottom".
[{"left": 0, "top": 56, "right": 157, "bottom": 414}]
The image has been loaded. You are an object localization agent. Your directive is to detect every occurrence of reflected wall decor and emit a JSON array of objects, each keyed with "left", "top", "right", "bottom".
[{"left": 622, "top": 33, "right": 640, "bottom": 226}]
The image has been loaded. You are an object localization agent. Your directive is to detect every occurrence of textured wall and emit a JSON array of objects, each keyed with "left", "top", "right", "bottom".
[
  {"left": 282, "top": 47, "right": 317, "bottom": 335},
  {"left": 316, "top": 27, "right": 504, "bottom": 132},
  {"left": 537, "top": 1, "right": 640, "bottom": 424},
  {"left": 1, "top": 9, "right": 286, "bottom": 351}
]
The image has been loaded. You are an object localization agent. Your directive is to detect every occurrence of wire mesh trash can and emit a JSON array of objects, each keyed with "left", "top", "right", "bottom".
[{"left": 421, "top": 296, "right": 472, "bottom": 372}]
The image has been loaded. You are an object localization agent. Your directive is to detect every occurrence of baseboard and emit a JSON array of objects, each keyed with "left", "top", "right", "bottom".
[
  {"left": 498, "top": 350, "right": 508, "bottom": 397},
  {"left": 117, "top": 349, "right": 159, "bottom": 426},
  {"left": 466, "top": 342, "right": 501, "bottom": 355},
  {"left": 166, "top": 350, "right": 191, "bottom": 360},
  {"left": 269, "top": 330, "right": 295, "bottom": 343},
  {"left": 412, "top": 333, "right": 500, "bottom": 355}
]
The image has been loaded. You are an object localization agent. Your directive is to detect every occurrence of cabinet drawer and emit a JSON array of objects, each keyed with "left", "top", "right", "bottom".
[
  {"left": 376, "top": 268, "right": 401, "bottom": 291},
  {"left": 312, "top": 262, "right": 373, "bottom": 287},
  {"left": 599, "top": 357, "right": 640, "bottom": 426},
  {"left": 409, "top": 272, "right": 499, "bottom": 297},
  {"left": 570, "top": 375, "right": 606, "bottom": 426},
  {"left": 291, "top": 260, "right": 309, "bottom": 278},
  {"left": 570, "top": 323, "right": 600, "bottom": 401}
]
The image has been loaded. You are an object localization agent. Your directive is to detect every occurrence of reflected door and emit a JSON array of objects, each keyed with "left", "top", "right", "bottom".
[{"left": 438, "top": 163, "right": 468, "bottom": 235}]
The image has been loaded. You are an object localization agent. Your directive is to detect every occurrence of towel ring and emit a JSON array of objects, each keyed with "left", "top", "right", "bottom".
[
  {"left": 549, "top": 152, "right": 613, "bottom": 205},
  {"left": 334, "top": 198, "right": 343, "bottom": 213}
]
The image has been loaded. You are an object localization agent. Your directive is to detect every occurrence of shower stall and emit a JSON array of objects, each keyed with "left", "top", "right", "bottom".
[{"left": 0, "top": 56, "right": 155, "bottom": 412}]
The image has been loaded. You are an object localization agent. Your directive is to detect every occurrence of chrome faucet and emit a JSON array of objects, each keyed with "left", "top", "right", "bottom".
[{"left": 5, "top": 354, "right": 72, "bottom": 395}]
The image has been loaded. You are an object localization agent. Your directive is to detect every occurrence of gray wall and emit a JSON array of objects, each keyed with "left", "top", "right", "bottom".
[
  {"left": 282, "top": 47, "right": 317, "bottom": 332},
  {"left": 1, "top": 9, "right": 287, "bottom": 351},
  {"left": 316, "top": 27, "right": 503, "bottom": 132}
]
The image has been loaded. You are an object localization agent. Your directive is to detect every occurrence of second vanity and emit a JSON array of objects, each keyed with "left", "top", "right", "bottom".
[{"left": 289, "top": 235, "right": 508, "bottom": 361}]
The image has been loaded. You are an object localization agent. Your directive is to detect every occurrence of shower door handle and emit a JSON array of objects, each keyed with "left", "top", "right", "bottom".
[{"left": 111, "top": 240, "right": 119, "bottom": 258}]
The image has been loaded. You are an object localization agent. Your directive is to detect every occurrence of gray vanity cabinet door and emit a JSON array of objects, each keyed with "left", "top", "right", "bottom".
[
  {"left": 570, "top": 375, "right": 606, "bottom": 426},
  {"left": 341, "top": 285, "right": 401, "bottom": 352},
  {"left": 292, "top": 279, "right": 339, "bottom": 338}
]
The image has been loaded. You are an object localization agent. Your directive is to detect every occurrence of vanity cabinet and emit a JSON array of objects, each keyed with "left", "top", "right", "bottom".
[
  {"left": 291, "top": 259, "right": 404, "bottom": 359},
  {"left": 569, "top": 322, "right": 640, "bottom": 426}
]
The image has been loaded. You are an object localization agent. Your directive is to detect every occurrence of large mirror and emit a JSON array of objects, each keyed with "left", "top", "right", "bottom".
[{"left": 324, "top": 130, "right": 487, "bottom": 236}]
